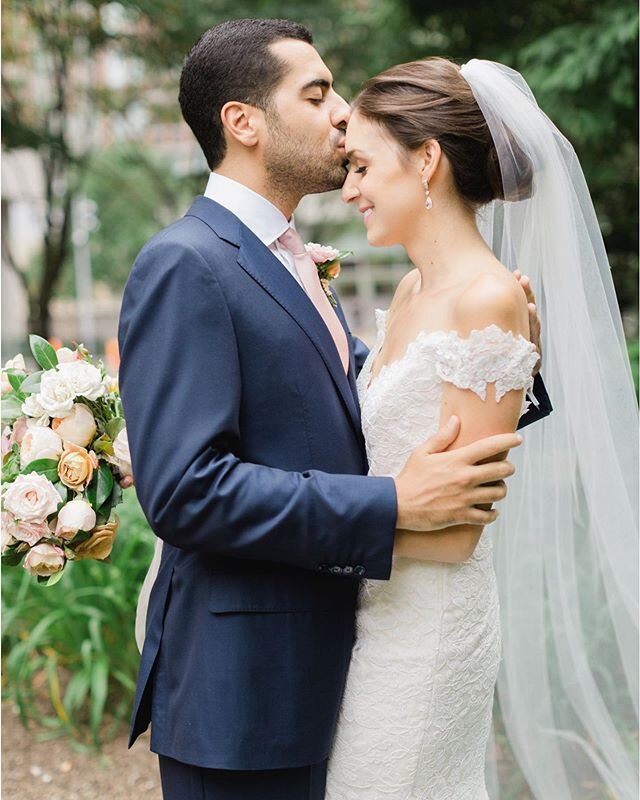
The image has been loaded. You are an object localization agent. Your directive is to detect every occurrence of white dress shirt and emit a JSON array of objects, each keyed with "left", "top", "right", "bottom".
[{"left": 204, "top": 172, "right": 304, "bottom": 288}]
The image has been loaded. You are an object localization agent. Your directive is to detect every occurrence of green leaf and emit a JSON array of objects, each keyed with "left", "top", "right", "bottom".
[
  {"left": 92, "top": 433, "right": 114, "bottom": 456},
  {"left": 95, "top": 463, "right": 114, "bottom": 509},
  {"left": 1, "top": 394, "right": 23, "bottom": 424},
  {"left": 6, "top": 370, "right": 26, "bottom": 393},
  {"left": 2, "top": 548, "right": 26, "bottom": 567},
  {"left": 20, "top": 458, "right": 60, "bottom": 483},
  {"left": 105, "top": 418, "right": 125, "bottom": 441},
  {"left": 2, "top": 447, "right": 22, "bottom": 483},
  {"left": 43, "top": 569, "right": 65, "bottom": 588},
  {"left": 19, "top": 370, "right": 43, "bottom": 394},
  {"left": 29, "top": 335, "right": 58, "bottom": 371}
]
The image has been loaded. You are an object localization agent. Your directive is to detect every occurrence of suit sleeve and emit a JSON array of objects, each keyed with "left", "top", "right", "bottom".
[
  {"left": 118, "top": 238, "right": 397, "bottom": 579},
  {"left": 516, "top": 373, "right": 552, "bottom": 430},
  {"left": 351, "top": 335, "right": 371, "bottom": 377}
]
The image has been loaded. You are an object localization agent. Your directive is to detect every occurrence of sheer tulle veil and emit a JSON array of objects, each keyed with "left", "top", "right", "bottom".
[{"left": 458, "top": 59, "right": 638, "bottom": 798}]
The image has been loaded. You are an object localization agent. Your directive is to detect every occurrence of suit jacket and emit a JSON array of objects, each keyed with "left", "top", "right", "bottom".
[{"left": 119, "top": 196, "right": 398, "bottom": 770}]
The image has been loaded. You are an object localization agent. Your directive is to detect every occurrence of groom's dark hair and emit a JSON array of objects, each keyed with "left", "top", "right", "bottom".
[{"left": 179, "top": 19, "right": 313, "bottom": 170}]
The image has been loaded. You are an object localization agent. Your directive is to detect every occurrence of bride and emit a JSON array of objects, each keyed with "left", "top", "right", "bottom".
[{"left": 325, "top": 58, "right": 638, "bottom": 799}]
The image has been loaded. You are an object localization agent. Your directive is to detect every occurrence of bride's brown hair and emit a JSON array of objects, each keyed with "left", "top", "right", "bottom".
[{"left": 353, "top": 57, "right": 532, "bottom": 208}]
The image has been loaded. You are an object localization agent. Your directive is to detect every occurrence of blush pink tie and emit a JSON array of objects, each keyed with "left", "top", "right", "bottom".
[{"left": 278, "top": 227, "right": 349, "bottom": 374}]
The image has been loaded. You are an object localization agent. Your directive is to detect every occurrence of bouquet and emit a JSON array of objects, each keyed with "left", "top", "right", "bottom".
[{"left": 1, "top": 336, "right": 130, "bottom": 585}]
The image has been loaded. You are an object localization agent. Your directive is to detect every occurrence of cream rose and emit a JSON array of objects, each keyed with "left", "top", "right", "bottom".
[
  {"left": 3, "top": 473, "right": 61, "bottom": 522},
  {"left": 20, "top": 425, "right": 63, "bottom": 469},
  {"left": 57, "top": 361, "right": 105, "bottom": 401},
  {"left": 21, "top": 394, "right": 50, "bottom": 425},
  {"left": 23, "top": 543, "right": 65, "bottom": 577},
  {"left": 112, "top": 428, "right": 132, "bottom": 478},
  {"left": 57, "top": 442, "right": 98, "bottom": 491},
  {"left": 2, "top": 511, "right": 49, "bottom": 547},
  {"left": 101, "top": 374, "right": 118, "bottom": 394},
  {"left": 51, "top": 403, "right": 96, "bottom": 447},
  {"left": 1, "top": 354, "right": 26, "bottom": 394},
  {"left": 55, "top": 499, "right": 96, "bottom": 539},
  {"left": 56, "top": 347, "right": 79, "bottom": 364},
  {"left": 74, "top": 517, "right": 118, "bottom": 561},
  {"left": 37, "top": 369, "right": 76, "bottom": 417}
]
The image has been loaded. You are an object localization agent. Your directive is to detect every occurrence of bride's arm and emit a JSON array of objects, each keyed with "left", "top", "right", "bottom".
[{"left": 395, "top": 274, "right": 533, "bottom": 564}]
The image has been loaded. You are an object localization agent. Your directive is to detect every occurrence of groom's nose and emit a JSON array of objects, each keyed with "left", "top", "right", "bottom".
[{"left": 330, "top": 92, "right": 351, "bottom": 130}]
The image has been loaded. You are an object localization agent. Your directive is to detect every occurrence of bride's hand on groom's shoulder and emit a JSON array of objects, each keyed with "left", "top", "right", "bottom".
[
  {"left": 514, "top": 270, "right": 542, "bottom": 374},
  {"left": 394, "top": 416, "right": 521, "bottom": 533}
]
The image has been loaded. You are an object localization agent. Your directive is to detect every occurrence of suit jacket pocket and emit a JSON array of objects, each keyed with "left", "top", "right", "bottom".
[{"left": 207, "top": 564, "right": 357, "bottom": 614}]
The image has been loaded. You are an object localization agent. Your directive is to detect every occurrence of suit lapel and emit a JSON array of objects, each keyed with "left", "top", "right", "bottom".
[{"left": 185, "top": 197, "right": 363, "bottom": 440}]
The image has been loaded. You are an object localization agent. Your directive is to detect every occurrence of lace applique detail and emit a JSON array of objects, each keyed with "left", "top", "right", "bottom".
[{"left": 431, "top": 324, "right": 539, "bottom": 402}]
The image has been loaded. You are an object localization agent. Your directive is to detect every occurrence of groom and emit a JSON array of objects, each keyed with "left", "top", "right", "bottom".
[{"left": 118, "top": 18, "right": 551, "bottom": 800}]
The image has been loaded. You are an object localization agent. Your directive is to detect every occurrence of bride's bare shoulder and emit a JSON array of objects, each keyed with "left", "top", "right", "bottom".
[{"left": 454, "top": 268, "right": 529, "bottom": 337}]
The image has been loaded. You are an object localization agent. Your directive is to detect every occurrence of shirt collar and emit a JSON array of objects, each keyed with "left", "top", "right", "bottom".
[{"left": 204, "top": 172, "right": 293, "bottom": 247}]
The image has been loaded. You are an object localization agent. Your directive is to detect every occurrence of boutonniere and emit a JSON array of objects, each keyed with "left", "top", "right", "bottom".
[{"left": 304, "top": 243, "right": 352, "bottom": 308}]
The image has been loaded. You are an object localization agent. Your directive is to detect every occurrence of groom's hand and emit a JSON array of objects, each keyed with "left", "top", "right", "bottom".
[{"left": 394, "top": 416, "right": 521, "bottom": 531}]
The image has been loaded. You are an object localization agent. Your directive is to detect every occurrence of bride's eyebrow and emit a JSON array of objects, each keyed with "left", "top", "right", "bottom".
[{"left": 345, "top": 149, "right": 368, "bottom": 161}]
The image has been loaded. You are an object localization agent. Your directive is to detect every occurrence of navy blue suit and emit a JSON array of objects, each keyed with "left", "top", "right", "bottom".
[
  {"left": 119, "top": 196, "right": 398, "bottom": 775},
  {"left": 119, "top": 196, "right": 551, "bottom": 794}
]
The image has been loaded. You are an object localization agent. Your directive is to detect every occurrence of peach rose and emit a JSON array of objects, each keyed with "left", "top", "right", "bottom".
[
  {"left": 23, "top": 543, "right": 65, "bottom": 577},
  {"left": 57, "top": 442, "right": 98, "bottom": 491},
  {"left": 326, "top": 262, "right": 341, "bottom": 279},
  {"left": 52, "top": 403, "right": 96, "bottom": 447},
  {"left": 73, "top": 517, "right": 118, "bottom": 561}
]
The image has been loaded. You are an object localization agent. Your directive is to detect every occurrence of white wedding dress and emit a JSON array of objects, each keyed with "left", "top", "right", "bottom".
[{"left": 325, "top": 309, "right": 539, "bottom": 800}]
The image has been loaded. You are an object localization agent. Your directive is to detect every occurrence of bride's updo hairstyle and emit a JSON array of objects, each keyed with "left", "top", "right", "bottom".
[{"left": 352, "top": 57, "right": 533, "bottom": 208}]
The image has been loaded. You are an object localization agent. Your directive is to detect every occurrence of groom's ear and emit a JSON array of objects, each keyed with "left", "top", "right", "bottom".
[{"left": 220, "top": 101, "right": 261, "bottom": 149}]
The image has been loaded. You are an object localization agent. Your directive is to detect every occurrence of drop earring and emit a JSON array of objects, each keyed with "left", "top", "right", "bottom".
[{"left": 421, "top": 174, "right": 433, "bottom": 210}]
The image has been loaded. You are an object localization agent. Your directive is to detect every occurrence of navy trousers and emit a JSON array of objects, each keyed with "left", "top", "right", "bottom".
[{"left": 158, "top": 755, "right": 329, "bottom": 800}]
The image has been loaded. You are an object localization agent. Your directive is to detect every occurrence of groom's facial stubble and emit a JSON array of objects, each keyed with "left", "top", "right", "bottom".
[{"left": 262, "top": 40, "right": 351, "bottom": 201}]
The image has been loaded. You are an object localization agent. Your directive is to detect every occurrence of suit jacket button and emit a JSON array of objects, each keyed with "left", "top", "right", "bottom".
[
  {"left": 330, "top": 566, "right": 342, "bottom": 574},
  {"left": 354, "top": 565, "right": 366, "bottom": 577},
  {"left": 318, "top": 564, "right": 327, "bottom": 572},
  {"left": 343, "top": 566, "right": 353, "bottom": 574}
]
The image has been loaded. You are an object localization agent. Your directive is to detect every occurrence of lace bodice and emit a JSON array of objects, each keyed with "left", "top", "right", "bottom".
[
  {"left": 325, "top": 310, "right": 538, "bottom": 800},
  {"left": 357, "top": 309, "right": 538, "bottom": 479}
]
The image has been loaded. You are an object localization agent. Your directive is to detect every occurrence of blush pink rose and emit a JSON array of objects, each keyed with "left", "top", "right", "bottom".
[
  {"left": 3, "top": 473, "right": 61, "bottom": 522},
  {"left": 2, "top": 512, "right": 49, "bottom": 547},
  {"left": 304, "top": 242, "right": 340, "bottom": 265},
  {"left": 23, "top": 543, "right": 65, "bottom": 577}
]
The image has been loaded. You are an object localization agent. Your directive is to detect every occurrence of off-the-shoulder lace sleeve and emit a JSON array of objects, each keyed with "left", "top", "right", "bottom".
[{"left": 433, "top": 324, "right": 539, "bottom": 402}]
